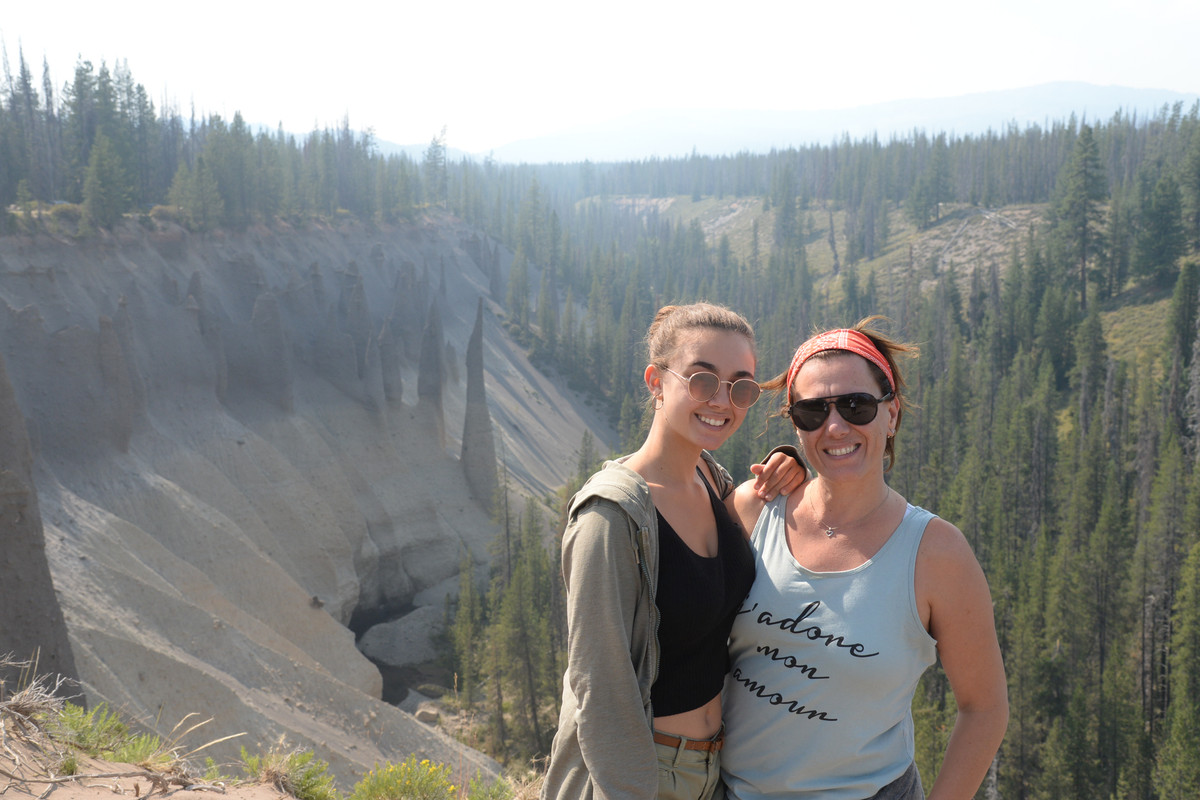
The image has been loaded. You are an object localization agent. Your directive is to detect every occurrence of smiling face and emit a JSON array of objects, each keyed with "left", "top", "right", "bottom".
[
  {"left": 790, "top": 352, "right": 897, "bottom": 480},
  {"left": 648, "top": 327, "right": 757, "bottom": 453}
]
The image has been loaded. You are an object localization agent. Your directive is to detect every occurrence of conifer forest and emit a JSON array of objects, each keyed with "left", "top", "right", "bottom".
[{"left": 4, "top": 53, "right": 1200, "bottom": 799}]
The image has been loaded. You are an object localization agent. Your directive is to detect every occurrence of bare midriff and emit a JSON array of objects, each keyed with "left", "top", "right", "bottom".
[{"left": 654, "top": 692, "right": 723, "bottom": 739}]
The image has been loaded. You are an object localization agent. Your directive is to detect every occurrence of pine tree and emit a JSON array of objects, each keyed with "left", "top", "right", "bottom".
[
  {"left": 1154, "top": 538, "right": 1200, "bottom": 795},
  {"left": 451, "top": 552, "right": 484, "bottom": 703},
  {"left": 1130, "top": 429, "right": 1189, "bottom": 754},
  {"left": 1001, "top": 526, "right": 1054, "bottom": 800},
  {"left": 60, "top": 58, "right": 97, "bottom": 202},
  {"left": 1053, "top": 124, "right": 1108, "bottom": 311},
  {"left": 505, "top": 245, "right": 531, "bottom": 335},
  {"left": 1087, "top": 465, "right": 1136, "bottom": 795},
  {"left": 81, "top": 130, "right": 128, "bottom": 230},
  {"left": 575, "top": 430, "right": 598, "bottom": 485},
  {"left": 772, "top": 165, "right": 797, "bottom": 249},
  {"left": 1179, "top": 130, "right": 1200, "bottom": 251},
  {"left": 617, "top": 395, "right": 644, "bottom": 455},
  {"left": 1100, "top": 187, "right": 1132, "bottom": 299},
  {"left": 927, "top": 133, "right": 952, "bottom": 223},
  {"left": 1133, "top": 174, "right": 1187, "bottom": 286},
  {"left": 488, "top": 499, "right": 557, "bottom": 759},
  {"left": 518, "top": 178, "right": 546, "bottom": 267},
  {"left": 1185, "top": 276, "right": 1200, "bottom": 466},
  {"left": 1168, "top": 258, "right": 1200, "bottom": 369},
  {"left": 905, "top": 175, "right": 935, "bottom": 231},
  {"left": 422, "top": 125, "right": 447, "bottom": 207},
  {"left": 534, "top": 270, "right": 558, "bottom": 360},
  {"left": 167, "top": 156, "right": 223, "bottom": 232},
  {"left": 559, "top": 286, "right": 577, "bottom": 372},
  {"left": 1071, "top": 307, "right": 1107, "bottom": 437}
]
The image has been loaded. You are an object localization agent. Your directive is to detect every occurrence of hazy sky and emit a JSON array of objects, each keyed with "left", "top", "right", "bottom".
[{"left": 3, "top": 0, "right": 1199, "bottom": 154}]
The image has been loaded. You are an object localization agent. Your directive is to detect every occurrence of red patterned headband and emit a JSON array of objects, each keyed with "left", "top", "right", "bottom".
[{"left": 785, "top": 329, "right": 895, "bottom": 405}]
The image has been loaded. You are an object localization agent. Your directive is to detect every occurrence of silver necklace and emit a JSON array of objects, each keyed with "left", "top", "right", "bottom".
[{"left": 810, "top": 487, "right": 892, "bottom": 538}]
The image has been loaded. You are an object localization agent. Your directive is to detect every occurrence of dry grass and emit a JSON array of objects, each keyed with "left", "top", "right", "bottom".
[
  {"left": 2, "top": 659, "right": 525, "bottom": 800},
  {"left": 0, "top": 656, "right": 248, "bottom": 799},
  {"left": 240, "top": 739, "right": 336, "bottom": 800},
  {"left": 1, "top": 657, "right": 69, "bottom": 722}
]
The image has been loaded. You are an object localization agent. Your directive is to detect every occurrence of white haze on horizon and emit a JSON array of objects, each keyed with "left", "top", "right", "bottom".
[{"left": 3, "top": 0, "right": 1199, "bottom": 156}]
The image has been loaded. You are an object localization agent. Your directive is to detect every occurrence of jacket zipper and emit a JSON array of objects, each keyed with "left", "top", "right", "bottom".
[{"left": 637, "top": 524, "right": 660, "bottom": 690}]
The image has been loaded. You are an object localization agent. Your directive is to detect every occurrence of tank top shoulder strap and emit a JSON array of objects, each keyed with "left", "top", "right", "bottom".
[{"left": 893, "top": 504, "right": 936, "bottom": 555}]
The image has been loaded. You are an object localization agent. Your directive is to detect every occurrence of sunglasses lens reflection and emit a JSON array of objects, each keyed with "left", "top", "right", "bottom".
[
  {"left": 730, "top": 379, "right": 761, "bottom": 408},
  {"left": 687, "top": 372, "right": 719, "bottom": 401},
  {"left": 682, "top": 372, "right": 761, "bottom": 408},
  {"left": 790, "top": 393, "right": 883, "bottom": 431}
]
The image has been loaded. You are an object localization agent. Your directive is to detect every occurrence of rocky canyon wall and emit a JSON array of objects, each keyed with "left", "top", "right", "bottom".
[{"left": 0, "top": 214, "right": 613, "bottom": 782}]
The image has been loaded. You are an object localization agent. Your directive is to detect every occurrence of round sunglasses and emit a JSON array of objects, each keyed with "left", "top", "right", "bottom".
[
  {"left": 662, "top": 367, "right": 762, "bottom": 409},
  {"left": 788, "top": 391, "right": 894, "bottom": 431}
]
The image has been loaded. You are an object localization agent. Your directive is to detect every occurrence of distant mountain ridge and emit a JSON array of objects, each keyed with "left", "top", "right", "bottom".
[{"left": 377, "top": 82, "right": 1197, "bottom": 164}]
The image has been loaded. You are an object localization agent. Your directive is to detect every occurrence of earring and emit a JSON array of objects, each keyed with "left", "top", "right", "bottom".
[{"left": 654, "top": 395, "right": 664, "bottom": 410}]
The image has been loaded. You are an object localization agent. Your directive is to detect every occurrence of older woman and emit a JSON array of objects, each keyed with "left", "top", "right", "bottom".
[{"left": 722, "top": 318, "right": 1008, "bottom": 800}]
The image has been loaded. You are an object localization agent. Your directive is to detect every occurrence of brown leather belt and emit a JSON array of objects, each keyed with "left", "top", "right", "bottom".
[{"left": 652, "top": 731, "right": 724, "bottom": 752}]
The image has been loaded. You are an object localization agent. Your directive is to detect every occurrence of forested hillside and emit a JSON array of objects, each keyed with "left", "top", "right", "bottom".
[{"left": 4, "top": 52, "right": 1200, "bottom": 798}]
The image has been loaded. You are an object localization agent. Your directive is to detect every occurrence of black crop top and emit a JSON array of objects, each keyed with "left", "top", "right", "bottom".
[{"left": 651, "top": 470, "right": 756, "bottom": 716}]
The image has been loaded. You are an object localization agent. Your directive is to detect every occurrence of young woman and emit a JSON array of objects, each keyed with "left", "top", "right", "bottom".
[
  {"left": 722, "top": 319, "right": 1008, "bottom": 800},
  {"left": 541, "top": 303, "right": 804, "bottom": 800}
]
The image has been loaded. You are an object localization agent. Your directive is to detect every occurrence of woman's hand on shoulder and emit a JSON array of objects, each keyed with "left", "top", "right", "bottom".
[
  {"left": 750, "top": 447, "right": 807, "bottom": 501},
  {"left": 723, "top": 447, "right": 806, "bottom": 540}
]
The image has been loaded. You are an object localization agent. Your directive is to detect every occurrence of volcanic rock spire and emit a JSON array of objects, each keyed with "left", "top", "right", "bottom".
[
  {"left": 0, "top": 352, "right": 79, "bottom": 687},
  {"left": 416, "top": 302, "right": 445, "bottom": 448},
  {"left": 461, "top": 299, "right": 498, "bottom": 508}
]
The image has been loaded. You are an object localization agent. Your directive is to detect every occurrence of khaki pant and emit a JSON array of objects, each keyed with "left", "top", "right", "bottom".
[{"left": 655, "top": 730, "right": 724, "bottom": 800}]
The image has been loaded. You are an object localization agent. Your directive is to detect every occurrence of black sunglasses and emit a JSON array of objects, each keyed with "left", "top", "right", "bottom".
[
  {"left": 788, "top": 391, "right": 894, "bottom": 431},
  {"left": 663, "top": 368, "right": 761, "bottom": 409}
]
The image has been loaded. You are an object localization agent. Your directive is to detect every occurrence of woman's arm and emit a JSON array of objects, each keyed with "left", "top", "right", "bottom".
[
  {"left": 560, "top": 500, "right": 659, "bottom": 800},
  {"left": 917, "top": 519, "right": 1009, "bottom": 800},
  {"left": 723, "top": 446, "right": 806, "bottom": 540}
]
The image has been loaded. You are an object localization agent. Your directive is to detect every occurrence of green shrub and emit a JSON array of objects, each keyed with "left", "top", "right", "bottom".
[
  {"left": 350, "top": 756, "right": 456, "bottom": 800},
  {"left": 150, "top": 205, "right": 182, "bottom": 223},
  {"left": 242, "top": 745, "right": 339, "bottom": 800},
  {"left": 57, "top": 753, "right": 79, "bottom": 776},
  {"left": 110, "top": 730, "right": 170, "bottom": 766},
  {"left": 47, "top": 702, "right": 131, "bottom": 754},
  {"left": 466, "top": 773, "right": 513, "bottom": 800},
  {"left": 48, "top": 203, "right": 83, "bottom": 222},
  {"left": 204, "top": 757, "right": 225, "bottom": 782}
]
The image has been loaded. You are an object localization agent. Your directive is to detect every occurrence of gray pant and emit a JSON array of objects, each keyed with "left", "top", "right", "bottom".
[{"left": 868, "top": 762, "right": 924, "bottom": 800}]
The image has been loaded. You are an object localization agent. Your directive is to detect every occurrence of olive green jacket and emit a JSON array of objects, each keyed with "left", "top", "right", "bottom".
[{"left": 540, "top": 451, "right": 734, "bottom": 800}]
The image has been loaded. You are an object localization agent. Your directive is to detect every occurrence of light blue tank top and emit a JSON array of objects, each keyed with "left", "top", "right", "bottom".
[{"left": 722, "top": 495, "right": 938, "bottom": 800}]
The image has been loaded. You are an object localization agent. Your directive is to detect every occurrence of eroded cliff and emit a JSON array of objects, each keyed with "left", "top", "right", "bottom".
[{"left": 0, "top": 214, "right": 613, "bottom": 782}]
